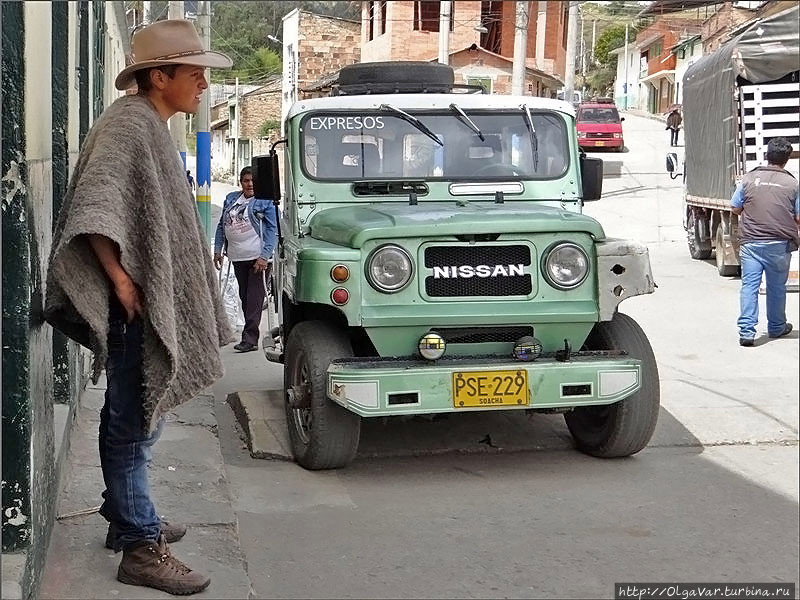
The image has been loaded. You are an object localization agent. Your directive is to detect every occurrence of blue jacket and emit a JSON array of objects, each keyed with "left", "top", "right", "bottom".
[{"left": 214, "top": 191, "right": 278, "bottom": 261}]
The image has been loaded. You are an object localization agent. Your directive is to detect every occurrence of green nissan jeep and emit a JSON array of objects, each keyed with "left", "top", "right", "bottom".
[{"left": 254, "top": 62, "right": 658, "bottom": 470}]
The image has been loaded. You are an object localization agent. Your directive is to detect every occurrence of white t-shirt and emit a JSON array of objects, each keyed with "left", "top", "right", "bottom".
[{"left": 224, "top": 194, "right": 262, "bottom": 261}]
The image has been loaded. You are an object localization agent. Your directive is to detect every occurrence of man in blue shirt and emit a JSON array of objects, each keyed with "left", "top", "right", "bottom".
[{"left": 730, "top": 137, "right": 800, "bottom": 346}]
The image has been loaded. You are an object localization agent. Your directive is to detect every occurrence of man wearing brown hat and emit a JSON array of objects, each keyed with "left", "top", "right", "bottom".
[{"left": 45, "top": 20, "right": 235, "bottom": 595}]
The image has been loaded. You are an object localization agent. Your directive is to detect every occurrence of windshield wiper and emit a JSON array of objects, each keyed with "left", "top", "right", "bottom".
[
  {"left": 449, "top": 103, "right": 484, "bottom": 141},
  {"left": 520, "top": 104, "right": 539, "bottom": 171},
  {"left": 379, "top": 104, "right": 443, "bottom": 147}
]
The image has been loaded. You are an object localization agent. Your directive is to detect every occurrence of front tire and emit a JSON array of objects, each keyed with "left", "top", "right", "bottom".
[
  {"left": 564, "top": 313, "right": 660, "bottom": 458},
  {"left": 284, "top": 321, "right": 361, "bottom": 470}
]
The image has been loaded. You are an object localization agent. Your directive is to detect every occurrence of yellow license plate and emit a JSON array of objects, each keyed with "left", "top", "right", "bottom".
[
  {"left": 452, "top": 370, "right": 529, "bottom": 408},
  {"left": 595, "top": 141, "right": 605, "bottom": 146}
]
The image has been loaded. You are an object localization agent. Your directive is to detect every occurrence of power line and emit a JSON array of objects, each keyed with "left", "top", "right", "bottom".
[{"left": 209, "top": 23, "right": 275, "bottom": 75}]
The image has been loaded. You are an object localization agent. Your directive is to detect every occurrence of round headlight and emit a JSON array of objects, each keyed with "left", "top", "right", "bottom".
[
  {"left": 543, "top": 242, "right": 589, "bottom": 289},
  {"left": 366, "top": 245, "right": 413, "bottom": 293}
]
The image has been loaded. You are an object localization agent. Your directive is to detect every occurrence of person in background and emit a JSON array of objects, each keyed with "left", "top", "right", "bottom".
[
  {"left": 213, "top": 166, "right": 278, "bottom": 352},
  {"left": 731, "top": 136, "right": 800, "bottom": 346},
  {"left": 44, "top": 19, "right": 234, "bottom": 595},
  {"left": 666, "top": 108, "right": 682, "bottom": 147},
  {"left": 186, "top": 169, "right": 195, "bottom": 191}
]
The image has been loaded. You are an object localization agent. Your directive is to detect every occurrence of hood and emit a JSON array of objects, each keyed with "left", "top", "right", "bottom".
[{"left": 308, "top": 202, "right": 605, "bottom": 248}]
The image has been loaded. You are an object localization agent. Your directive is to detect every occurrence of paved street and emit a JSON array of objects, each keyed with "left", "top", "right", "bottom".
[
  {"left": 211, "top": 114, "right": 799, "bottom": 597},
  {"left": 41, "top": 114, "right": 798, "bottom": 599}
]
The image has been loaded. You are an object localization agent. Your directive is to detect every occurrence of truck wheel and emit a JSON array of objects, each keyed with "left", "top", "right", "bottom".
[
  {"left": 715, "top": 226, "right": 740, "bottom": 276},
  {"left": 687, "top": 210, "right": 712, "bottom": 260},
  {"left": 564, "top": 313, "right": 660, "bottom": 458},
  {"left": 284, "top": 321, "right": 361, "bottom": 470}
]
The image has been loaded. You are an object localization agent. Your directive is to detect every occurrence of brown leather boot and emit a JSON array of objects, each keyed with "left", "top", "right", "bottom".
[
  {"left": 106, "top": 520, "right": 187, "bottom": 551},
  {"left": 117, "top": 535, "right": 210, "bottom": 595}
]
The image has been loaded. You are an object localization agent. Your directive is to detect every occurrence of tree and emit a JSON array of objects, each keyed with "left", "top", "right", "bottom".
[
  {"left": 209, "top": 1, "right": 360, "bottom": 83},
  {"left": 594, "top": 24, "right": 628, "bottom": 67}
]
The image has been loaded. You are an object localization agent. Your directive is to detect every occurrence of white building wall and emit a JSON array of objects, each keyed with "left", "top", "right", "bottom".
[
  {"left": 612, "top": 46, "right": 640, "bottom": 110},
  {"left": 673, "top": 39, "right": 700, "bottom": 105},
  {"left": 104, "top": 6, "right": 128, "bottom": 110}
]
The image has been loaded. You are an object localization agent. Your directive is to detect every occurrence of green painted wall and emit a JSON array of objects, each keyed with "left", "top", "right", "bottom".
[
  {"left": 52, "top": 0, "right": 73, "bottom": 406},
  {"left": 2, "top": 0, "right": 32, "bottom": 555}
]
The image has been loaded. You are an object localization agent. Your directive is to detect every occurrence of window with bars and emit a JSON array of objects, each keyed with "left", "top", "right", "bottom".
[
  {"left": 367, "top": 1, "right": 388, "bottom": 41},
  {"left": 413, "top": 1, "right": 454, "bottom": 33},
  {"left": 92, "top": 0, "right": 105, "bottom": 119}
]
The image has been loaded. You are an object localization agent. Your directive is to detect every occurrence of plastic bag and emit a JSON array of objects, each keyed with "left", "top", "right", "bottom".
[{"left": 218, "top": 256, "right": 245, "bottom": 331}]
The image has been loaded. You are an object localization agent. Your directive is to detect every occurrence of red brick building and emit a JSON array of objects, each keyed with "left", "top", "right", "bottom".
[
  {"left": 635, "top": 17, "right": 701, "bottom": 113},
  {"left": 360, "top": 1, "right": 567, "bottom": 95}
]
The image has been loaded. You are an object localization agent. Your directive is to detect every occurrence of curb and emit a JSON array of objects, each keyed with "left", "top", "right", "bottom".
[
  {"left": 622, "top": 108, "right": 667, "bottom": 123},
  {"left": 227, "top": 390, "right": 293, "bottom": 460}
]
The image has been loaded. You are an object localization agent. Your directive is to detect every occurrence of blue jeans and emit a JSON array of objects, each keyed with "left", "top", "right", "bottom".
[
  {"left": 737, "top": 241, "right": 793, "bottom": 339},
  {"left": 98, "top": 304, "right": 164, "bottom": 551}
]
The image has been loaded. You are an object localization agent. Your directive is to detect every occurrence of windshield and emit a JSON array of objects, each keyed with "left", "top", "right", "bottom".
[
  {"left": 301, "top": 110, "right": 568, "bottom": 181},
  {"left": 577, "top": 106, "right": 620, "bottom": 124}
]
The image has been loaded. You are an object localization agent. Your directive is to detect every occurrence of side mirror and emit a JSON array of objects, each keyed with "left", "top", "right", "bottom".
[
  {"left": 666, "top": 152, "right": 680, "bottom": 179},
  {"left": 620, "top": 117, "right": 625, "bottom": 122},
  {"left": 252, "top": 152, "right": 281, "bottom": 203},
  {"left": 580, "top": 155, "right": 603, "bottom": 201}
]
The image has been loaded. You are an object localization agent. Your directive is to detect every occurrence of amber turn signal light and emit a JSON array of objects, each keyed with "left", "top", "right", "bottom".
[{"left": 331, "top": 264, "right": 350, "bottom": 282}]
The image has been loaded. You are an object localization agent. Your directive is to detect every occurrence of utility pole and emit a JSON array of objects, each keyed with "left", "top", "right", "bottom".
[
  {"left": 233, "top": 76, "right": 239, "bottom": 176},
  {"left": 511, "top": 0, "right": 529, "bottom": 96},
  {"left": 623, "top": 23, "right": 629, "bottom": 110},
  {"left": 564, "top": 1, "right": 578, "bottom": 103},
  {"left": 535, "top": 1, "right": 547, "bottom": 71},
  {"left": 196, "top": 0, "right": 212, "bottom": 239},
  {"left": 580, "top": 8, "right": 585, "bottom": 76},
  {"left": 143, "top": 1, "right": 153, "bottom": 24},
  {"left": 591, "top": 19, "right": 597, "bottom": 63},
  {"left": 168, "top": 1, "right": 187, "bottom": 167},
  {"left": 438, "top": 1, "right": 451, "bottom": 65}
]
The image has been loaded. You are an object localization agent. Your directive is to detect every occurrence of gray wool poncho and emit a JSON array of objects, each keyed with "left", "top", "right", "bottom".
[{"left": 45, "top": 94, "right": 235, "bottom": 433}]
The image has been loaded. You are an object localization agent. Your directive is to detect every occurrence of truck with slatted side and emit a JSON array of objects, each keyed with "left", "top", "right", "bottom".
[{"left": 673, "top": 5, "right": 799, "bottom": 277}]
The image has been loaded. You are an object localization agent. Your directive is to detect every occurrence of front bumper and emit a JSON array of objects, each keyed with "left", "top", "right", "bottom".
[
  {"left": 579, "top": 138, "right": 623, "bottom": 148},
  {"left": 327, "top": 353, "right": 641, "bottom": 417}
]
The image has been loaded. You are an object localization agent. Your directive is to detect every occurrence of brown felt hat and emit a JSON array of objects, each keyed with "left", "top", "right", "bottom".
[{"left": 115, "top": 19, "right": 232, "bottom": 91}]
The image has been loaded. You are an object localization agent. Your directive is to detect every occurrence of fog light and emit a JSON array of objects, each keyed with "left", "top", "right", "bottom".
[
  {"left": 331, "top": 287, "right": 349, "bottom": 305},
  {"left": 513, "top": 336, "right": 542, "bottom": 361},
  {"left": 331, "top": 264, "right": 350, "bottom": 282},
  {"left": 419, "top": 332, "right": 446, "bottom": 360}
]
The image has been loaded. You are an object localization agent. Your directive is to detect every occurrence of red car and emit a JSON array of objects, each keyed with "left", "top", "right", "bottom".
[{"left": 576, "top": 101, "right": 625, "bottom": 151}]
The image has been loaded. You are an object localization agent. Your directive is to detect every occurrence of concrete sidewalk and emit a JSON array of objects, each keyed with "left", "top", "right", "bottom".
[{"left": 39, "top": 377, "right": 252, "bottom": 599}]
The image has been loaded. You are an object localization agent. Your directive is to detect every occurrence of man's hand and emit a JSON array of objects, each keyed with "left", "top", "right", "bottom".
[
  {"left": 86, "top": 234, "right": 144, "bottom": 323},
  {"left": 113, "top": 274, "right": 144, "bottom": 323},
  {"left": 252, "top": 258, "right": 270, "bottom": 273},
  {"left": 213, "top": 252, "right": 224, "bottom": 270}
]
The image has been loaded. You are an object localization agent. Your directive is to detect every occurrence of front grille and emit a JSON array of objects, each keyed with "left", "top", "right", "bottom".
[
  {"left": 434, "top": 326, "right": 534, "bottom": 344},
  {"left": 424, "top": 245, "right": 532, "bottom": 297},
  {"left": 586, "top": 132, "right": 609, "bottom": 139}
]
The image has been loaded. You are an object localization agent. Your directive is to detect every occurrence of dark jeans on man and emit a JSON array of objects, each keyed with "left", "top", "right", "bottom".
[
  {"left": 669, "top": 127, "right": 679, "bottom": 146},
  {"left": 99, "top": 299, "right": 164, "bottom": 551},
  {"left": 233, "top": 259, "right": 270, "bottom": 346}
]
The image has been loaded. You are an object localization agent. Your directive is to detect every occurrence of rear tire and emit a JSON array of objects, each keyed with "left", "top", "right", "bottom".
[
  {"left": 687, "top": 210, "right": 712, "bottom": 260},
  {"left": 564, "top": 313, "right": 660, "bottom": 458},
  {"left": 715, "top": 226, "right": 740, "bottom": 276},
  {"left": 284, "top": 321, "right": 361, "bottom": 470}
]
